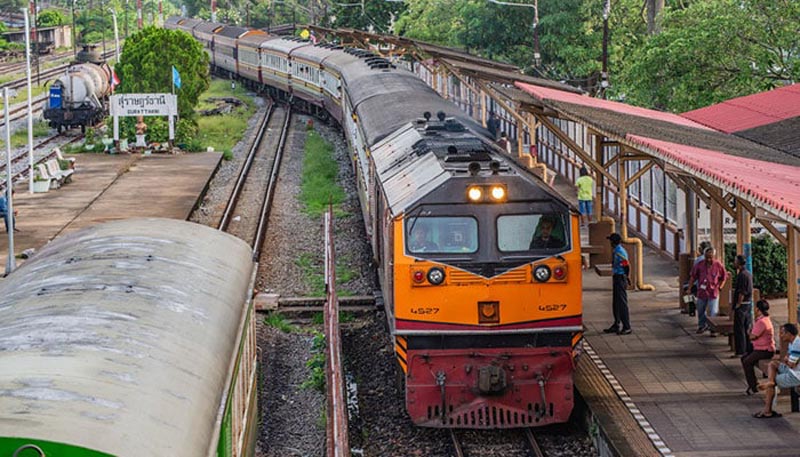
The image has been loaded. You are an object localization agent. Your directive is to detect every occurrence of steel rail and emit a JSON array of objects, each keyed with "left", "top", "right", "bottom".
[
  {"left": 324, "top": 204, "right": 350, "bottom": 457},
  {"left": 250, "top": 105, "right": 290, "bottom": 261},
  {"left": 524, "top": 428, "right": 545, "bottom": 457},
  {"left": 217, "top": 102, "right": 274, "bottom": 232},
  {"left": 0, "top": 48, "right": 118, "bottom": 92},
  {"left": 450, "top": 430, "right": 465, "bottom": 457}
]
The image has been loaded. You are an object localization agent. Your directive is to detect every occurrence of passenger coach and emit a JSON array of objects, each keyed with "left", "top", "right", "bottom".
[{"left": 0, "top": 219, "right": 258, "bottom": 457}]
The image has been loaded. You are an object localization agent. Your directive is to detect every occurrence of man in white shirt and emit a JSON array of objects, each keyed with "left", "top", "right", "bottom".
[{"left": 754, "top": 323, "right": 800, "bottom": 418}]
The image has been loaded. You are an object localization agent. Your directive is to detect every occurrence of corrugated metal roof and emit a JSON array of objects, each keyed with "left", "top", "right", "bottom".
[
  {"left": 0, "top": 218, "right": 254, "bottom": 457},
  {"left": 516, "top": 82, "right": 712, "bottom": 130},
  {"left": 371, "top": 124, "right": 449, "bottom": 214},
  {"left": 627, "top": 135, "right": 800, "bottom": 225},
  {"left": 682, "top": 84, "right": 800, "bottom": 133}
]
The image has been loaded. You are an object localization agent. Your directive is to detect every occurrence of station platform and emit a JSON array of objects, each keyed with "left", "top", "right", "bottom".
[
  {"left": 0, "top": 151, "right": 222, "bottom": 269},
  {"left": 545, "top": 174, "right": 800, "bottom": 456}
]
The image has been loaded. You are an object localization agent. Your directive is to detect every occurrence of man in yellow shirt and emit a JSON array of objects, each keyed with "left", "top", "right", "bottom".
[{"left": 576, "top": 167, "right": 594, "bottom": 226}]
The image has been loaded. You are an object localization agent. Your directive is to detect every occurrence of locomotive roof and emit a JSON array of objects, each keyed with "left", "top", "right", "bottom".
[
  {"left": 194, "top": 21, "right": 224, "bottom": 35},
  {"left": 345, "top": 69, "right": 486, "bottom": 146},
  {"left": 371, "top": 120, "right": 514, "bottom": 213},
  {"left": 0, "top": 219, "right": 254, "bottom": 457}
]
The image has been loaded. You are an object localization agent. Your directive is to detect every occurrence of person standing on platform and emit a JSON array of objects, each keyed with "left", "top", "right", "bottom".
[
  {"left": 754, "top": 323, "right": 800, "bottom": 418},
  {"left": 741, "top": 300, "right": 775, "bottom": 396},
  {"left": 0, "top": 189, "right": 18, "bottom": 232},
  {"left": 487, "top": 111, "right": 500, "bottom": 140},
  {"left": 576, "top": 167, "right": 594, "bottom": 226},
  {"left": 732, "top": 255, "right": 754, "bottom": 357},
  {"left": 603, "top": 233, "right": 632, "bottom": 335},
  {"left": 689, "top": 247, "right": 729, "bottom": 336}
]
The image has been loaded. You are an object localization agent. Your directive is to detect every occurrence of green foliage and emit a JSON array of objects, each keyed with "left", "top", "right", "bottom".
[
  {"left": 723, "top": 235, "right": 788, "bottom": 297},
  {"left": 222, "top": 149, "right": 233, "bottom": 160},
  {"left": 295, "top": 252, "right": 357, "bottom": 297},
  {"left": 37, "top": 9, "right": 68, "bottom": 27},
  {"left": 0, "top": 21, "right": 6, "bottom": 34},
  {"left": 118, "top": 27, "right": 210, "bottom": 121},
  {"left": 301, "top": 331, "right": 326, "bottom": 392},
  {"left": 263, "top": 312, "right": 297, "bottom": 333},
  {"left": 300, "top": 130, "right": 345, "bottom": 217},
  {"left": 194, "top": 79, "right": 255, "bottom": 151},
  {"left": 616, "top": 0, "right": 800, "bottom": 111}
]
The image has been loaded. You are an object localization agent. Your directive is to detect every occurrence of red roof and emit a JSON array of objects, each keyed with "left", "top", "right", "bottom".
[
  {"left": 514, "top": 82, "right": 713, "bottom": 131},
  {"left": 626, "top": 135, "right": 800, "bottom": 221},
  {"left": 681, "top": 84, "right": 800, "bottom": 133}
]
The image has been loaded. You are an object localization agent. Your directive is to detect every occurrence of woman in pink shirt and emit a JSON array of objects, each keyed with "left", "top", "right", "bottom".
[{"left": 742, "top": 300, "right": 776, "bottom": 395}]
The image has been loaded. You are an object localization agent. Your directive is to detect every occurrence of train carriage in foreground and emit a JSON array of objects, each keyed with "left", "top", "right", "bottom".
[
  {"left": 0, "top": 219, "right": 258, "bottom": 457},
  {"left": 173, "top": 17, "right": 583, "bottom": 429}
]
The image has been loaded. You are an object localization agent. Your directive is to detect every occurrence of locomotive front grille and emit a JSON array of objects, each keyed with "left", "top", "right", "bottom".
[
  {"left": 427, "top": 402, "right": 555, "bottom": 427},
  {"left": 448, "top": 268, "right": 528, "bottom": 284}
]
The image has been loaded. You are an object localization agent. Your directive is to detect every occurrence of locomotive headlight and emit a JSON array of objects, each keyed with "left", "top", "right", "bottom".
[
  {"left": 427, "top": 267, "right": 445, "bottom": 285},
  {"left": 467, "top": 186, "right": 483, "bottom": 202},
  {"left": 489, "top": 185, "right": 506, "bottom": 201},
  {"left": 533, "top": 265, "right": 552, "bottom": 282}
]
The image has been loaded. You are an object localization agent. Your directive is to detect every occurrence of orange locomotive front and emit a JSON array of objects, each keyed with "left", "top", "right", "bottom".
[{"left": 386, "top": 160, "right": 582, "bottom": 429}]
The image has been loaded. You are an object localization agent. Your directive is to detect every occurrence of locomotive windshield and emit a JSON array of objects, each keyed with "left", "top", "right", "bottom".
[
  {"left": 497, "top": 213, "right": 568, "bottom": 252},
  {"left": 406, "top": 216, "right": 478, "bottom": 254}
]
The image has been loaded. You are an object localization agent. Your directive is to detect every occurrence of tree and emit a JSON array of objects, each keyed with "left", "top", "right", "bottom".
[
  {"left": 615, "top": 0, "right": 800, "bottom": 111},
  {"left": 38, "top": 9, "right": 68, "bottom": 27},
  {"left": 117, "top": 27, "right": 209, "bottom": 139}
]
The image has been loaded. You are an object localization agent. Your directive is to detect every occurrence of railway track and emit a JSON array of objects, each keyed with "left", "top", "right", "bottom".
[
  {"left": 217, "top": 100, "right": 291, "bottom": 256},
  {"left": 0, "top": 48, "right": 117, "bottom": 92},
  {"left": 323, "top": 204, "right": 350, "bottom": 457},
  {"left": 0, "top": 132, "right": 83, "bottom": 193},
  {"left": 449, "top": 428, "right": 546, "bottom": 457}
]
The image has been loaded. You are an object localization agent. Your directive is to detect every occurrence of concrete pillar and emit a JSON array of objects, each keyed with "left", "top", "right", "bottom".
[
  {"left": 736, "top": 200, "right": 752, "bottom": 273},
  {"left": 789, "top": 226, "right": 800, "bottom": 324},
  {"left": 710, "top": 196, "right": 724, "bottom": 262},
  {"left": 594, "top": 135, "right": 605, "bottom": 222},
  {"left": 685, "top": 188, "right": 697, "bottom": 255},
  {"left": 516, "top": 117, "right": 524, "bottom": 158},
  {"left": 619, "top": 157, "right": 628, "bottom": 238}
]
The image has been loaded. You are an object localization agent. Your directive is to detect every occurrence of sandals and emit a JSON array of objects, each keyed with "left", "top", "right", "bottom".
[{"left": 753, "top": 411, "right": 782, "bottom": 419}]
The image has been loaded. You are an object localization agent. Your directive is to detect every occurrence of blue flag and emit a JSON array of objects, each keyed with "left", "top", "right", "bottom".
[{"left": 172, "top": 66, "right": 182, "bottom": 89}]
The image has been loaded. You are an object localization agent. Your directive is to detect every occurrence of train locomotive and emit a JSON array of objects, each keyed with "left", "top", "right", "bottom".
[
  {"left": 0, "top": 219, "right": 258, "bottom": 457},
  {"left": 169, "top": 17, "right": 583, "bottom": 429},
  {"left": 44, "top": 45, "right": 112, "bottom": 133}
]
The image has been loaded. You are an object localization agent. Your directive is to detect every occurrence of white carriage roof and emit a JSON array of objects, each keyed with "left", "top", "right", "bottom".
[{"left": 0, "top": 219, "right": 253, "bottom": 457}]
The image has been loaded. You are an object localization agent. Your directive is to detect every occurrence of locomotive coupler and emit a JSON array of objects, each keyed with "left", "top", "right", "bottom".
[
  {"left": 477, "top": 365, "right": 507, "bottom": 394},
  {"left": 537, "top": 375, "right": 548, "bottom": 418}
]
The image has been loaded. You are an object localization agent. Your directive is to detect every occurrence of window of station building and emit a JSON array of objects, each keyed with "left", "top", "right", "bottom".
[
  {"left": 406, "top": 216, "right": 478, "bottom": 254},
  {"left": 497, "top": 213, "right": 568, "bottom": 252}
]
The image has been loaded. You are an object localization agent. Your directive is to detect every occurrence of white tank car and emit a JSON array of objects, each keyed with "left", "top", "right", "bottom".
[
  {"left": 54, "top": 62, "right": 111, "bottom": 108},
  {"left": 44, "top": 45, "right": 112, "bottom": 132}
]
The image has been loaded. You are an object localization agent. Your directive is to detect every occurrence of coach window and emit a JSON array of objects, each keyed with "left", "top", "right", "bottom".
[
  {"left": 406, "top": 217, "right": 478, "bottom": 254},
  {"left": 497, "top": 213, "right": 568, "bottom": 252}
]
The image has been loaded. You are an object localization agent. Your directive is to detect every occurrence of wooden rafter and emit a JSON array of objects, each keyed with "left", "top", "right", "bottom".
[{"left": 536, "top": 115, "right": 617, "bottom": 184}]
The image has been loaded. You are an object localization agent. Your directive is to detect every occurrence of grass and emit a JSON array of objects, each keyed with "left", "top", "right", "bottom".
[
  {"left": 311, "top": 311, "right": 356, "bottom": 325},
  {"left": 301, "top": 331, "right": 326, "bottom": 392},
  {"left": 195, "top": 78, "right": 256, "bottom": 153},
  {"left": 296, "top": 252, "right": 357, "bottom": 297},
  {"left": 263, "top": 312, "right": 297, "bottom": 333},
  {"left": 0, "top": 121, "right": 51, "bottom": 150},
  {"left": 300, "top": 130, "right": 346, "bottom": 217}
]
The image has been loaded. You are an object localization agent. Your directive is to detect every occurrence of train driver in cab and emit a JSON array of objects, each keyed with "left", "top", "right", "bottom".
[
  {"left": 529, "top": 215, "right": 565, "bottom": 249},
  {"left": 409, "top": 223, "right": 439, "bottom": 253}
]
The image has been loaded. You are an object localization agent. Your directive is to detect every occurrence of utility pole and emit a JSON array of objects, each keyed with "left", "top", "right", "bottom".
[
  {"left": 124, "top": 0, "right": 128, "bottom": 38},
  {"left": 71, "top": 0, "right": 77, "bottom": 57},
  {"left": 137, "top": 0, "right": 142, "bottom": 29},
  {"left": 601, "top": 0, "right": 610, "bottom": 98}
]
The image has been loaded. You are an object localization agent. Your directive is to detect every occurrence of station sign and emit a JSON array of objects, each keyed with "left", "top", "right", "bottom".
[{"left": 110, "top": 93, "right": 177, "bottom": 117}]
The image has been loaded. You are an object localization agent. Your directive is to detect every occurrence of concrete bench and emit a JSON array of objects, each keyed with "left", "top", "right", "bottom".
[
  {"left": 594, "top": 264, "right": 613, "bottom": 277},
  {"left": 46, "top": 159, "right": 73, "bottom": 184},
  {"left": 37, "top": 163, "right": 62, "bottom": 189},
  {"left": 707, "top": 316, "right": 734, "bottom": 349}
]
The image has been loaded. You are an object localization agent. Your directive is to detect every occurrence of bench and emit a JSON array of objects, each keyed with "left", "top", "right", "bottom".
[
  {"left": 707, "top": 316, "right": 735, "bottom": 348},
  {"left": 594, "top": 264, "right": 613, "bottom": 277},
  {"left": 55, "top": 148, "right": 76, "bottom": 168},
  {"left": 37, "top": 163, "right": 62, "bottom": 189},
  {"left": 755, "top": 341, "right": 800, "bottom": 413},
  {"left": 46, "top": 159, "right": 73, "bottom": 184}
]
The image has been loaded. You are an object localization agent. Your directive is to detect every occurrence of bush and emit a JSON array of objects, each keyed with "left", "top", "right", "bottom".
[
  {"left": 222, "top": 149, "right": 233, "bottom": 160},
  {"left": 724, "top": 234, "right": 787, "bottom": 296}
]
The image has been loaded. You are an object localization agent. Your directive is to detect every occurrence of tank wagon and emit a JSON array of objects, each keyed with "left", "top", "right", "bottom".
[
  {"left": 43, "top": 45, "right": 112, "bottom": 133},
  {"left": 171, "top": 17, "right": 583, "bottom": 429},
  {"left": 0, "top": 218, "right": 258, "bottom": 457}
]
